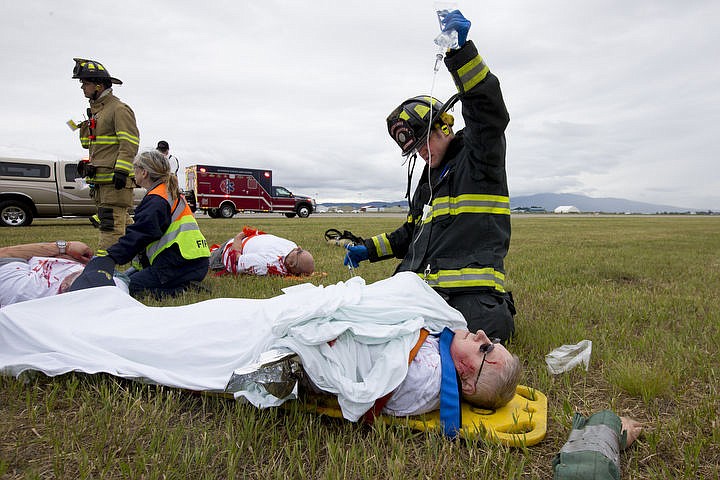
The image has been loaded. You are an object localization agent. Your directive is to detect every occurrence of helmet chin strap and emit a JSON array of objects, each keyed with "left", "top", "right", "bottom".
[
  {"left": 405, "top": 153, "right": 417, "bottom": 207},
  {"left": 90, "top": 84, "right": 105, "bottom": 101}
]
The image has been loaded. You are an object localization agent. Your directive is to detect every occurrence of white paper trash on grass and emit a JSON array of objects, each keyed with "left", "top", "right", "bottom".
[{"left": 545, "top": 340, "right": 592, "bottom": 374}]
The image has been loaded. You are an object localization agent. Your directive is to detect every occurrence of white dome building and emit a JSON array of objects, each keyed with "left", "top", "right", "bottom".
[{"left": 554, "top": 205, "right": 581, "bottom": 214}]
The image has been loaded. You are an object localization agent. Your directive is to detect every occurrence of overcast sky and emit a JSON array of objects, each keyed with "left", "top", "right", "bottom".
[{"left": 1, "top": 1, "right": 718, "bottom": 209}]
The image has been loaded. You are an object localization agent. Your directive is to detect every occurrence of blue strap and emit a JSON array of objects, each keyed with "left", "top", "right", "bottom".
[{"left": 438, "top": 327, "right": 462, "bottom": 438}]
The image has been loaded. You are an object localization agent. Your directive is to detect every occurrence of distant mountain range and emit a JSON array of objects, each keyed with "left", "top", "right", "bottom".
[
  {"left": 321, "top": 193, "right": 711, "bottom": 214},
  {"left": 509, "top": 193, "right": 701, "bottom": 214}
]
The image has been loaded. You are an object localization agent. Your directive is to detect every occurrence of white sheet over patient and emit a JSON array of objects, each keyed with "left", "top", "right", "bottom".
[{"left": 0, "top": 272, "right": 465, "bottom": 421}]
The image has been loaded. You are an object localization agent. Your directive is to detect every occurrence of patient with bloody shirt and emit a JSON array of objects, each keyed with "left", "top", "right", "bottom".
[{"left": 210, "top": 226, "right": 314, "bottom": 277}]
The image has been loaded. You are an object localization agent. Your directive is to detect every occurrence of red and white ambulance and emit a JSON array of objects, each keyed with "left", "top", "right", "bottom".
[{"left": 183, "top": 164, "right": 316, "bottom": 218}]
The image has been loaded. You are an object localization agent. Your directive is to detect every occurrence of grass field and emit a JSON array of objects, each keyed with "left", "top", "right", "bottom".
[{"left": 1, "top": 215, "right": 719, "bottom": 479}]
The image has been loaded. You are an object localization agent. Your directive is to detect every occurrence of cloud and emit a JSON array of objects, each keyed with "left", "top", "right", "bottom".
[{"left": 1, "top": 0, "right": 718, "bottom": 208}]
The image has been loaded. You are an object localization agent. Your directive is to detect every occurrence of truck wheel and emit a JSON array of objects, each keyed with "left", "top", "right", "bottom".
[
  {"left": 284, "top": 213, "right": 296, "bottom": 218},
  {"left": 297, "top": 205, "right": 311, "bottom": 218},
  {"left": 219, "top": 204, "right": 236, "bottom": 218},
  {"left": 0, "top": 200, "right": 34, "bottom": 227},
  {"left": 207, "top": 209, "right": 220, "bottom": 218}
]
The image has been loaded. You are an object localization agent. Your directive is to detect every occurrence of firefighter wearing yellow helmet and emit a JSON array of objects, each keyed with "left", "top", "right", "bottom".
[
  {"left": 72, "top": 58, "right": 140, "bottom": 253},
  {"left": 344, "top": 11, "right": 516, "bottom": 343}
]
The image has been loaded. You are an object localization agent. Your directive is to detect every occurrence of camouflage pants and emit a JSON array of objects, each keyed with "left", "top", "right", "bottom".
[{"left": 93, "top": 184, "right": 134, "bottom": 251}]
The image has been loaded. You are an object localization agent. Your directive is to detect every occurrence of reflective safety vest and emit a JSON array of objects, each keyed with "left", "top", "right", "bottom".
[{"left": 145, "top": 183, "right": 210, "bottom": 264}]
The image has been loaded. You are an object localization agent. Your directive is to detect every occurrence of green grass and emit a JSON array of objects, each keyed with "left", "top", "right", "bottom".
[{"left": 1, "top": 215, "right": 719, "bottom": 478}]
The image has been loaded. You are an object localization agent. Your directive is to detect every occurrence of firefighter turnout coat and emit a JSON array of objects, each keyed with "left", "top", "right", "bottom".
[
  {"left": 365, "top": 40, "right": 511, "bottom": 297},
  {"left": 79, "top": 90, "right": 139, "bottom": 184}
]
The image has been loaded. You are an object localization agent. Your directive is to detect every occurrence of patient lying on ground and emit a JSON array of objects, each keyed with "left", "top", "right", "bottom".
[
  {"left": 237, "top": 328, "right": 522, "bottom": 417},
  {"left": 383, "top": 328, "right": 521, "bottom": 416}
]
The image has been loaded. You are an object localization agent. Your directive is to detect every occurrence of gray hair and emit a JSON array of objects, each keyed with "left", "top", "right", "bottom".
[{"left": 463, "top": 353, "right": 522, "bottom": 409}]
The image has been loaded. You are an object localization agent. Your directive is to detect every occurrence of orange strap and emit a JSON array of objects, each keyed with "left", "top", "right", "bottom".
[
  {"left": 407, "top": 328, "right": 430, "bottom": 365},
  {"left": 362, "top": 328, "right": 430, "bottom": 424}
]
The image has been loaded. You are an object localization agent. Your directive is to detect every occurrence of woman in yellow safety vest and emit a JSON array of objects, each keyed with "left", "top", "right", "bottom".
[{"left": 104, "top": 150, "right": 210, "bottom": 297}]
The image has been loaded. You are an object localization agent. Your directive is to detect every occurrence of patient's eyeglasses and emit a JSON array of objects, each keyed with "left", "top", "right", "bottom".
[{"left": 473, "top": 337, "right": 501, "bottom": 390}]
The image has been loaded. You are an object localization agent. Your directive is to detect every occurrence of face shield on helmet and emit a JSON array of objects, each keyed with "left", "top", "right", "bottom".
[
  {"left": 386, "top": 96, "right": 444, "bottom": 157},
  {"left": 386, "top": 94, "right": 461, "bottom": 157},
  {"left": 72, "top": 58, "right": 123, "bottom": 85},
  {"left": 386, "top": 94, "right": 461, "bottom": 204}
]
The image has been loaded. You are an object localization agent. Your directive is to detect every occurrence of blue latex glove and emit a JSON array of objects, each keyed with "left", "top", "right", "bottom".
[
  {"left": 344, "top": 244, "right": 369, "bottom": 268},
  {"left": 443, "top": 10, "right": 471, "bottom": 48}
]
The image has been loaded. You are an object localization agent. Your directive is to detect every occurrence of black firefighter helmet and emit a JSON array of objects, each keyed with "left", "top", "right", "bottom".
[
  {"left": 72, "top": 58, "right": 123, "bottom": 85},
  {"left": 386, "top": 94, "right": 459, "bottom": 156}
]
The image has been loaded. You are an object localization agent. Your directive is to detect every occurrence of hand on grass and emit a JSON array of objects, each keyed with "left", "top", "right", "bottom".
[{"left": 620, "top": 417, "right": 642, "bottom": 448}]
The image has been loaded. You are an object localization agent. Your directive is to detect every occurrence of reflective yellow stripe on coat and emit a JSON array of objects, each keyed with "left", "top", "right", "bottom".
[
  {"left": 420, "top": 267, "right": 506, "bottom": 292},
  {"left": 370, "top": 233, "right": 394, "bottom": 257},
  {"left": 145, "top": 184, "right": 210, "bottom": 264},
  {"left": 420, "top": 193, "right": 510, "bottom": 224}
]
